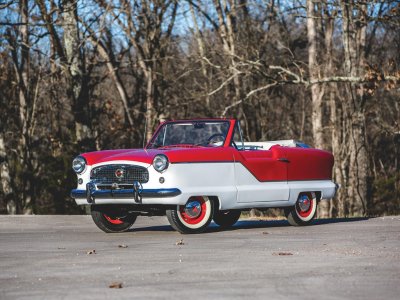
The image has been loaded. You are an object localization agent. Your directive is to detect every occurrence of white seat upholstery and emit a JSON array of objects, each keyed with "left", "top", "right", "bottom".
[{"left": 242, "top": 140, "right": 297, "bottom": 150}]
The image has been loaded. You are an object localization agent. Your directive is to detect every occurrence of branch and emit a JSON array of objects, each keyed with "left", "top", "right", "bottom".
[
  {"left": 201, "top": 56, "right": 221, "bottom": 69},
  {"left": 268, "top": 65, "right": 302, "bottom": 83},
  {"left": 0, "top": 22, "right": 49, "bottom": 26},
  {"left": 220, "top": 82, "right": 278, "bottom": 117},
  {"left": 208, "top": 73, "right": 238, "bottom": 97},
  {"left": 231, "top": 56, "right": 400, "bottom": 85},
  {"left": 186, "top": 0, "right": 220, "bottom": 32},
  {"left": 308, "top": 75, "right": 400, "bottom": 84},
  {"left": 0, "top": 1, "right": 14, "bottom": 10},
  {"left": 219, "top": 72, "right": 400, "bottom": 116},
  {"left": 267, "top": 64, "right": 400, "bottom": 84}
]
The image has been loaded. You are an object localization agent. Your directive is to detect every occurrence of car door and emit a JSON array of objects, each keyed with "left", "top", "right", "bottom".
[{"left": 233, "top": 146, "right": 290, "bottom": 203}]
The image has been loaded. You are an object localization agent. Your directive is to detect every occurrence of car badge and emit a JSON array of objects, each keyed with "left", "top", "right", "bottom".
[{"left": 115, "top": 169, "right": 124, "bottom": 179}]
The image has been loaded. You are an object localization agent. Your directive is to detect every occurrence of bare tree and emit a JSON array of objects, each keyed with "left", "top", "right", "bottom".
[
  {"left": 97, "top": 0, "right": 178, "bottom": 142},
  {"left": 4, "top": 0, "right": 34, "bottom": 214},
  {"left": 84, "top": 23, "right": 135, "bottom": 127}
]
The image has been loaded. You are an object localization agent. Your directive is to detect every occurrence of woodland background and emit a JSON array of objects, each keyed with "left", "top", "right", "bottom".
[{"left": 0, "top": 0, "right": 399, "bottom": 216}]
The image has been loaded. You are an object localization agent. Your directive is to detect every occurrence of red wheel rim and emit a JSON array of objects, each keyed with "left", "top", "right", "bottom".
[
  {"left": 103, "top": 214, "right": 124, "bottom": 225},
  {"left": 179, "top": 197, "right": 207, "bottom": 225},
  {"left": 296, "top": 193, "right": 314, "bottom": 218}
]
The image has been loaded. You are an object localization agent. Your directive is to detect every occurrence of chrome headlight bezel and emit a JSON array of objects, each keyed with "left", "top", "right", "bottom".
[
  {"left": 72, "top": 156, "right": 87, "bottom": 174},
  {"left": 153, "top": 154, "right": 169, "bottom": 173}
]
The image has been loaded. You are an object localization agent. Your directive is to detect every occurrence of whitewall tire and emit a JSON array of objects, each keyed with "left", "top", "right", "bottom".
[
  {"left": 286, "top": 192, "right": 317, "bottom": 226},
  {"left": 166, "top": 196, "right": 214, "bottom": 234}
]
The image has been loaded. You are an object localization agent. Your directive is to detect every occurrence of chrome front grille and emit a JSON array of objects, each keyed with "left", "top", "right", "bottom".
[{"left": 90, "top": 164, "right": 149, "bottom": 185}]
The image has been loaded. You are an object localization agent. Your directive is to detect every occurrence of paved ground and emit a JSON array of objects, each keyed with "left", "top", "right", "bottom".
[{"left": 0, "top": 216, "right": 399, "bottom": 300}]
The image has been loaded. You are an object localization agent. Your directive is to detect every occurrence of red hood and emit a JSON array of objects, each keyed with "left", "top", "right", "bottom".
[
  {"left": 80, "top": 147, "right": 235, "bottom": 165},
  {"left": 82, "top": 149, "right": 159, "bottom": 165}
]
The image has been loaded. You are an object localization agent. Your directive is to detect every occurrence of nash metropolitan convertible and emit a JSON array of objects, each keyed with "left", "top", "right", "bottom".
[{"left": 71, "top": 119, "right": 338, "bottom": 234}]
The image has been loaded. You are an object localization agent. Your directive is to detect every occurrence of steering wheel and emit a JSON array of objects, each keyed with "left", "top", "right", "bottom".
[{"left": 207, "top": 133, "right": 225, "bottom": 146}]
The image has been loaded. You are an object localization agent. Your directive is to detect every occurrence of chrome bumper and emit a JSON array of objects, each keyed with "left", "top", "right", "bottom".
[
  {"left": 71, "top": 188, "right": 181, "bottom": 198},
  {"left": 71, "top": 184, "right": 181, "bottom": 204}
]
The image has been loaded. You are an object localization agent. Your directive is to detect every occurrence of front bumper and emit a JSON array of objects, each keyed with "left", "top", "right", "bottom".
[{"left": 71, "top": 188, "right": 181, "bottom": 201}]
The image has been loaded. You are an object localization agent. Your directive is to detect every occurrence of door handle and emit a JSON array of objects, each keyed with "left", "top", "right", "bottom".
[{"left": 278, "top": 157, "right": 290, "bottom": 163}]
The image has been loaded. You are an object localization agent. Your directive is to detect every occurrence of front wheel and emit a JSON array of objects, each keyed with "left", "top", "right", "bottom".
[
  {"left": 166, "top": 196, "right": 214, "bottom": 234},
  {"left": 285, "top": 192, "right": 317, "bottom": 226},
  {"left": 213, "top": 209, "right": 241, "bottom": 228},
  {"left": 91, "top": 205, "right": 137, "bottom": 233}
]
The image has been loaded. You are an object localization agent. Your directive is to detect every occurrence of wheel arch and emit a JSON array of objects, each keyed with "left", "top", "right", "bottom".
[
  {"left": 297, "top": 191, "right": 321, "bottom": 201},
  {"left": 289, "top": 190, "right": 321, "bottom": 204}
]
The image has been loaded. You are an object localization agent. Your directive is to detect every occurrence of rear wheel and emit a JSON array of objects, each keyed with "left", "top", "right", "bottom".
[
  {"left": 91, "top": 205, "right": 137, "bottom": 233},
  {"left": 213, "top": 210, "right": 241, "bottom": 228},
  {"left": 285, "top": 192, "right": 317, "bottom": 226},
  {"left": 166, "top": 196, "right": 214, "bottom": 234}
]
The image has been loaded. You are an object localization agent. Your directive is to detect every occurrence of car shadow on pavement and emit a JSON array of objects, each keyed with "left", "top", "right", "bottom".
[
  {"left": 128, "top": 225, "right": 175, "bottom": 232},
  {"left": 129, "top": 217, "right": 370, "bottom": 233},
  {"left": 224, "top": 217, "right": 370, "bottom": 231}
]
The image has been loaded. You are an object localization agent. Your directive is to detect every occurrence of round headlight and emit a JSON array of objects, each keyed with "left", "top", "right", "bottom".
[
  {"left": 72, "top": 156, "right": 86, "bottom": 174},
  {"left": 153, "top": 154, "right": 169, "bottom": 172}
]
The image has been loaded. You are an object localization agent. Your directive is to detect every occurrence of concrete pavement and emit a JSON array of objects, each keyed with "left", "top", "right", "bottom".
[{"left": 0, "top": 215, "right": 399, "bottom": 299}]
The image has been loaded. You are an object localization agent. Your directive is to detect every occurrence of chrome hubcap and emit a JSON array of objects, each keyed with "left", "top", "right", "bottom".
[
  {"left": 298, "top": 195, "right": 311, "bottom": 212},
  {"left": 184, "top": 201, "right": 202, "bottom": 218}
]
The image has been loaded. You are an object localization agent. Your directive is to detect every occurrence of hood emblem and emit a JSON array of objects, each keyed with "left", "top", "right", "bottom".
[{"left": 115, "top": 168, "right": 124, "bottom": 179}]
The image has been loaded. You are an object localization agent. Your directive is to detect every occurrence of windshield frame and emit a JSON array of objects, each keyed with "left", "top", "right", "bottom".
[
  {"left": 230, "top": 120, "right": 245, "bottom": 150},
  {"left": 145, "top": 119, "right": 235, "bottom": 149}
]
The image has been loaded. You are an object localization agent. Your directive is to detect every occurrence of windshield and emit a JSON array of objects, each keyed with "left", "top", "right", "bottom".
[{"left": 147, "top": 121, "right": 230, "bottom": 149}]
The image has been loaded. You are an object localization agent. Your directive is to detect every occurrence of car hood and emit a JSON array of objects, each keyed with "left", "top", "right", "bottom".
[
  {"left": 80, "top": 147, "right": 235, "bottom": 166},
  {"left": 81, "top": 149, "right": 157, "bottom": 165}
]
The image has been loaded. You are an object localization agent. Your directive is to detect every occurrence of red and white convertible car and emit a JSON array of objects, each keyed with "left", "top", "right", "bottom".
[{"left": 71, "top": 119, "right": 338, "bottom": 234}]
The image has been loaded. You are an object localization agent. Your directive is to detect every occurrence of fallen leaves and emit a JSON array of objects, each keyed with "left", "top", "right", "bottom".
[
  {"left": 272, "top": 252, "right": 293, "bottom": 256},
  {"left": 118, "top": 244, "right": 128, "bottom": 248},
  {"left": 175, "top": 239, "right": 184, "bottom": 246},
  {"left": 109, "top": 282, "right": 123, "bottom": 289},
  {"left": 262, "top": 231, "right": 269, "bottom": 235},
  {"left": 86, "top": 249, "right": 96, "bottom": 255}
]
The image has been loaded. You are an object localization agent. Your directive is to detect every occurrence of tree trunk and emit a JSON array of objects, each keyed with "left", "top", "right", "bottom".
[
  {"left": 36, "top": 0, "right": 66, "bottom": 62},
  {"left": 62, "top": 0, "right": 92, "bottom": 145},
  {"left": 0, "top": 134, "right": 15, "bottom": 214},
  {"left": 307, "top": 0, "right": 329, "bottom": 218},
  {"left": 189, "top": 2, "right": 210, "bottom": 109},
  {"left": 19, "top": 0, "right": 33, "bottom": 214},
  {"left": 324, "top": 8, "right": 346, "bottom": 217},
  {"left": 213, "top": 0, "right": 245, "bottom": 126},
  {"left": 341, "top": 0, "right": 369, "bottom": 216},
  {"left": 145, "top": 68, "right": 155, "bottom": 143},
  {"left": 307, "top": 0, "right": 325, "bottom": 150}
]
